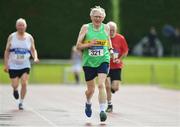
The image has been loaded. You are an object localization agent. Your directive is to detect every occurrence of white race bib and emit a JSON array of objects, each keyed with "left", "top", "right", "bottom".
[
  {"left": 15, "top": 54, "right": 25, "bottom": 60},
  {"left": 12, "top": 48, "right": 30, "bottom": 61},
  {"left": 113, "top": 49, "right": 119, "bottom": 59},
  {"left": 88, "top": 47, "right": 104, "bottom": 57}
]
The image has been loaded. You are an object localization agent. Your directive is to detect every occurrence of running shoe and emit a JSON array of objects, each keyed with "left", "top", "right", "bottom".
[
  {"left": 100, "top": 111, "right": 107, "bottom": 122},
  {"left": 85, "top": 103, "right": 92, "bottom": 117},
  {"left": 19, "top": 103, "right": 24, "bottom": 110},
  {"left": 13, "top": 90, "right": 19, "bottom": 100},
  {"left": 106, "top": 104, "right": 113, "bottom": 113}
]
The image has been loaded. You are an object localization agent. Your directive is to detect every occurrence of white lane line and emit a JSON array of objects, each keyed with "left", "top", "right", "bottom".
[
  {"left": 125, "top": 61, "right": 180, "bottom": 65},
  {"left": 63, "top": 95, "right": 148, "bottom": 127},
  {"left": 120, "top": 100, "right": 179, "bottom": 114},
  {"left": 0, "top": 85, "right": 6, "bottom": 113},
  {"left": 27, "top": 93, "right": 147, "bottom": 127},
  {"left": 118, "top": 117, "right": 149, "bottom": 127},
  {"left": 28, "top": 107, "right": 59, "bottom": 127},
  {"left": 64, "top": 102, "right": 146, "bottom": 126}
]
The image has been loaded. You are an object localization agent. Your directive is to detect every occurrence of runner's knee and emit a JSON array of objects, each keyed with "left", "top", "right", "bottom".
[
  {"left": 12, "top": 84, "right": 18, "bottom": 89},
  {"left": 21, "top": 79, "right": 28, "bottom": 86},
  {"left": 112, "top": 81, "right": 120, "bottom": 91},
  {"left": 98, "top": 83, "right": 105, "bottom": 89},
  {"left": 114, "top": 86, "right": 119, "bottom": 91},
  {"left": 106, "top": 83, "right": 111, "bottom": 89},
  {"left": 112, "top": 84, "right": 119, "bottom": 91},
  {"left": 11, "top": 79, "right": 19, "bottom": 89},
  {"left": 86, "top": 88, "right": 94, "bottom": 95}
]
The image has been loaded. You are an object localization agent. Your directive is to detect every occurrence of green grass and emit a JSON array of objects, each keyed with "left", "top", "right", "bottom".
[
  {"left": 123, "top": 56, "right": 180, "bottom": 83},
  {"left": 0, "top": 57, "right": 180, "bottom": 90},
  {"left": 159, "top": 83, "right": 180, "bottom": 90},
  {"left": 123, "top": 64, "right": 151, "bottom": 84},
  {"left": 121, "top": 57, "right": 180, "bottom": 90},
  {"left": 30, "top": 64, "right": 66, "bottom": 84},
  {"left": 0, "top": 64, "right": 67, "bottom": 84}
]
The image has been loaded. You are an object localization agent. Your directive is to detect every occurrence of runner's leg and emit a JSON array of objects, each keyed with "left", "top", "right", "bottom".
[
  {"left": 20, "top": 73, "right": 29, "bottom": 101},
  {"left": 11, "top": 77, "right": 19, "bottom": 90},
  {"left": 18, "top": 72, "right": 29, "bottom": 110},
  {"left": 98, "top": 73, "right": 107, "bottom": 121},
  {"left": 11, "top": 77, "right": 20, "bottom": 100},
  {"left": 85, "top": 79, "right": 95, "bottom": 117},
  {"left": 98, "top": 73, "right": 107, "bottom": 110},
  {"left": 105, "top": 77, "right": 112, "bottom": 104},
  {"left": 111, "top": 80, "right": 120, "bottom": 92},
  {"left": 74, "top": 72, "right": 80, "bottom": 84},
  {"left": 105, "top": 77, "right": 113, "bottom": 112},
  {"left": 85, "top": 80, "right": 95, "bottom": 103}
]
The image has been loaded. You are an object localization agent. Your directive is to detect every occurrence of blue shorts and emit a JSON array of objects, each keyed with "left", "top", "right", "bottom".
[{"left": 83, "top": 62, "right": 109, "bottom": 81}]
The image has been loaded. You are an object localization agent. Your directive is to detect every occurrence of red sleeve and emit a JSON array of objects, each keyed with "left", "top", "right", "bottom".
[{"left": 120, "top": 35, "right": 129, "bottom": 55}]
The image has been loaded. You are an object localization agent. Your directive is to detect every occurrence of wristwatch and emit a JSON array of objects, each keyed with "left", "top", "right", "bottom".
[{"left": 109, "top": 48, "right": 114, "bottom": 54}]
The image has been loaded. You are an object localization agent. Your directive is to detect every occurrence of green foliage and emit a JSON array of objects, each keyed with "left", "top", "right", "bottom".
[
  {"left": 0, "top": 0, "right": 112, "bottom": 58},
  {"left": 120, "top": 0, "right": 180, "bottom": 55}
]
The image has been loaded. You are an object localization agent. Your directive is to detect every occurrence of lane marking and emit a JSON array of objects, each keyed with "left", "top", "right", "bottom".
[
  {"left": 65, "top": 95, "right": 148, "bottom": 127},
  {"left": 119, "top": 100, "right": 179, "bottom": 115},
  {"left": 28, "top": 107, "right": 59, "bottom": 127}
]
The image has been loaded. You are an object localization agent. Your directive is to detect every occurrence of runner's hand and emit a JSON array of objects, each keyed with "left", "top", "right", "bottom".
[
  {"left": 88, "top": 40, "right": 97, "bottom": 47},
  {"left": 113, "top": 58, "right": 121, "bottom": 64},
  {"left": 3, "top": 65, "right": 9, "bottom": 73},
  {"left": 109, "top": 48, "right": 115, "bottom": 59},
  {"left": 34, "top": 58, "right": 40, "bottom": 64}
]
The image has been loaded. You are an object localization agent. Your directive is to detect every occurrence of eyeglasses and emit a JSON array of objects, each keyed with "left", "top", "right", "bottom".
[{"left": 93, "top": 16, "right": 103, "bottom": 19}]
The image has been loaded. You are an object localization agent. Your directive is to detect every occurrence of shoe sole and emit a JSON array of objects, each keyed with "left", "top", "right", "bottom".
[
  {"left": 85, "top": 110, "right": 92, "bottom": 117},
  {"left": 100, "top": 112, "right": 107, "bottom": 122},
  {"left": 106, "top": 109, "right": 113, "bottom": 113}
]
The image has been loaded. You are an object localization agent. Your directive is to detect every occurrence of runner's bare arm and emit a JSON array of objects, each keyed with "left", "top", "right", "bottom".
[
  {"left": 105, "top": 24, "right": 113, "bottom": 50},
  {"left": 76, "top": 24, "right": 96, "bottom": 50},
  {"left": 4, "top": 34, "right": 12, "bottom": 72},
  {"left": 115, "top": 37, "right": 128, "bottom": 63},
  {"left": 105, "top": 24, "right": 114, "bottom": 59},
  {"left": 30, "top": 36, "right": 39, "bottom": 63},
  {"left": 113, "top": 51, "right": 128, "bottom": 64},
  {"left": 120, "top": 51, "right": 128, "bottom": 60}
]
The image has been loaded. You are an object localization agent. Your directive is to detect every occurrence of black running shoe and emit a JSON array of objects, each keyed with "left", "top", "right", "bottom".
[
  {"left": 106, "top": 104, "right": 113, "bottom": 113},
  {"left": 19, "top": 103, "right": 24, "bottom": 110},
  {"left": 100, "top": 111, "right": 107, "bottom": 122},
  {"left": 13, "top": 90, "right": 19, "bottom": 100}
]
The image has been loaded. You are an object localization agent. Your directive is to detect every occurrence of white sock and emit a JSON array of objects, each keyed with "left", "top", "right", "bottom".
[
  {"left": 108, "top": 101, "right": 112, "bottom": 105},
  {"left": 20, "top": 99, "right": 23, "bottom": 104},
  {"left": 86, "top": 100, "right": 91, "bottom": 104},
  {"left": 100, "top": 103, "right": 106, "bottom": 112}
]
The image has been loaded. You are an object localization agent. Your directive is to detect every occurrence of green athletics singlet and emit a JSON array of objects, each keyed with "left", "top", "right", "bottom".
[{"left": 82, "top": 23, "right": 110, "bottom": 68}]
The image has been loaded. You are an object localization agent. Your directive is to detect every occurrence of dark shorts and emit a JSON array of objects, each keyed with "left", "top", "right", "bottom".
[
  {"left": 9, "top": 68, "right": 30, "bottom": 79},
  {"left": 108, "top": 69, "right": 122, "bottom": 82},
  {"left": 83, "top": 62, "right": 109, "bottom": 81}
]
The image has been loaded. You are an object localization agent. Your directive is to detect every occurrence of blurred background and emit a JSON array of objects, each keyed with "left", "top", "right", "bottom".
[{"left": 0, "top": 0, "right": 179, "bottom": 89}]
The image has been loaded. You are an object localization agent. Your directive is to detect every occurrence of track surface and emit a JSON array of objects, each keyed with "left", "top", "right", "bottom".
[{"left": 0, "top": 84, "right": 180, "bottom": 127}]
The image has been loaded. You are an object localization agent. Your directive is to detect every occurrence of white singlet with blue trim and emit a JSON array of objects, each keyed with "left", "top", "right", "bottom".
[{"left": 8, "top": 32, "right": 32, "bottom": 70}]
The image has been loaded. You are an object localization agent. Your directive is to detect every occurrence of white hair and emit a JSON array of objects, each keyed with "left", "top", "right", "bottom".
[
  {"left": 107, "top": 21, "right": 117, "bottom": 30},
  {"left": 90, "top": 6, "right": 106, "bottom": 17},
  {"left": 16, "top": 18, "right": 27, "bottom": 27}
]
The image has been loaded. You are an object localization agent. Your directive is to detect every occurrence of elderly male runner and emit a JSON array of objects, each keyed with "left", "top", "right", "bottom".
[
  {"left": 4, "top": 18, "right": 39, "bottom": 110},
  {"left": 76, "top": 6, "right": 114, "bottom": 121},
  {"left": 105, "top": 21, "right": 128, "bottom": 112}
]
